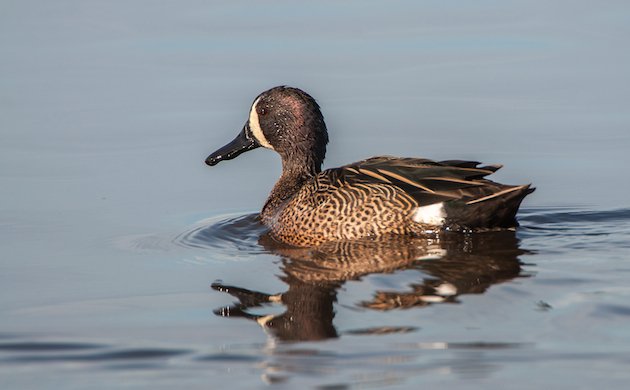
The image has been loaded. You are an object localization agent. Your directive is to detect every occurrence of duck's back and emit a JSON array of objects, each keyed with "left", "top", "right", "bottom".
[{"left": 264, "top": 156, "right": 533, "bottom": 247}]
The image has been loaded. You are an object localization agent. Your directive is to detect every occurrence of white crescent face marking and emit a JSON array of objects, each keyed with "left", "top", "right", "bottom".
[{"left": 249, "top": 97, "right": 273, "bottom": 150}]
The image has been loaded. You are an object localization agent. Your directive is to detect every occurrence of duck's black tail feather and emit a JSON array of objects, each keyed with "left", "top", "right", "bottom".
[{"left": 444, "top": 184, "right": 535, "bottom": 231}]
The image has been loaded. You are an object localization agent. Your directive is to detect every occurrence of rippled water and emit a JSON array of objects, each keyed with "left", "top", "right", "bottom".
[
  {"left": 2, "top": 1, "right": 630, "bottom": 389},
  {"left": 4, "top": 208, "right": 630, "bottom": 388}
]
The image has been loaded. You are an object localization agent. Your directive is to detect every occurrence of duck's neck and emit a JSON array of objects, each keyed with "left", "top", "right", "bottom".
[{"left": 261, "top": 155, "right": 321, "bottom": 224}]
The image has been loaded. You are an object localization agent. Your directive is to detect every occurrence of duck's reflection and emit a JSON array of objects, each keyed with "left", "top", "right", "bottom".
[{"left": 212, "top": 231, "right": 528, "bottom": 341}]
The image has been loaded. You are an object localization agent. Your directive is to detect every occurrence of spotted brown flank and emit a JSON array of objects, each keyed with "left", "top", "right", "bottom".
[{"left": 264, "top": 156, "right": 532, "bottom": 246}]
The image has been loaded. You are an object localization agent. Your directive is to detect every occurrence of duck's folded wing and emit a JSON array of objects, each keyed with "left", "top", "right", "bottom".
[{"left": 322, "top": 156, "right": 507, "bottom": 206}]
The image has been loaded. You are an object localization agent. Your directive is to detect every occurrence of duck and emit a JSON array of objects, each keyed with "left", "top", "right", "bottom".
[{"left": 205, "top": 86, "right": 534, "bottom": 247}]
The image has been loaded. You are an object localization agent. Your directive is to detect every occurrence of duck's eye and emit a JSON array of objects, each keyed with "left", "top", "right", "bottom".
[{"left": 258, "top": 107, "right": 267, "bottom": 116}]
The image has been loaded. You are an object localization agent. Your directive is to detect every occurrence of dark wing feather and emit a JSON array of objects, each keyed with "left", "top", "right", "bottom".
[
  {"left": 437, "top": 159, "right": 482, "bottom": 168},
  {"left": 322, "top": 156, "right": 506, "bottom": 206}
]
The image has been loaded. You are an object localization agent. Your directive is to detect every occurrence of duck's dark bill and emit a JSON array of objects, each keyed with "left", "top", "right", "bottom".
[{"left": 205, "top": 125, "right": 260, "bottom": 166}]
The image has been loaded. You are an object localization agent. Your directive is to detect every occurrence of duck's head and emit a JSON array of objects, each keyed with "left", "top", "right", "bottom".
[{"left": 205, "top": 86, "right": 329, "bottom": 174}]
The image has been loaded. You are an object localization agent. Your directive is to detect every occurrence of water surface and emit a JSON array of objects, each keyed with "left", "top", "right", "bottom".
[{"left": 2, "top": 1, "right": 630, "bottom": 389}]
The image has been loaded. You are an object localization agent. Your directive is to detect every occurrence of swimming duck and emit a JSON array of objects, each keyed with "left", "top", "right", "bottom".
[{"left": 205, "top": 86, "right": 534, "bottom": 247}]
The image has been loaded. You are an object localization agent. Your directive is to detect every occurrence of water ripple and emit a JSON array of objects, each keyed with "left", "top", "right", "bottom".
[
  {"left": 0, "top": 341, "right": 105, "bottom": 352},
  {"left": 173, "top": 207, "right": 630, "bottom": 254},
  {"left": 519, "top": 208, "right": 630, "bottom": 225},
  {"left": 167, "top": 207, "right": 630, "bottom": 260},
  {"left": 517, "top": 207, "right": 630, "bottom": 245},
  {"left": 173, "top": 213, "right": 267, "bottom": 254},
  {"left": 0, "top": 339, "right": 192, "bottom": 367}
]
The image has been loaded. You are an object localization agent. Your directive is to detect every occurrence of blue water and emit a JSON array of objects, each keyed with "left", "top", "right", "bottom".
[{"left": 2, "top": 1, "right": 630, "bottom": 389}]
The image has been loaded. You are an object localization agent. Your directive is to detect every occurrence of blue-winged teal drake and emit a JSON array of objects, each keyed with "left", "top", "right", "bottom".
[{"left": 206, "top": 86, "right": 534, "bottom": 247}]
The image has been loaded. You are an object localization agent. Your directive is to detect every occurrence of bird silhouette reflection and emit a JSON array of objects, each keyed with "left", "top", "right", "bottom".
[{"left": 212, "top": 231, "right": 528, "bottom": 342}]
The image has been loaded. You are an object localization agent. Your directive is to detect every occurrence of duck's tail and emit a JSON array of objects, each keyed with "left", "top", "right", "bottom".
[{"left": 444, "top": 184, "right": 535, "bottom": 231}]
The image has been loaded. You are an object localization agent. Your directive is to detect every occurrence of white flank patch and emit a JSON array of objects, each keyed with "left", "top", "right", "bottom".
[
  {"left": 411, "top": 202, "right": 446, "bottom": 225},
  {"left": 249, "top": 97, "right": 273, "bottom": 149}
]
